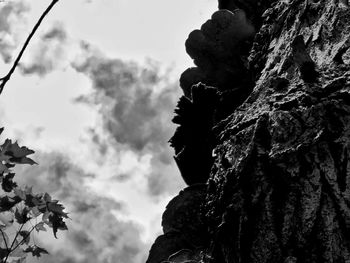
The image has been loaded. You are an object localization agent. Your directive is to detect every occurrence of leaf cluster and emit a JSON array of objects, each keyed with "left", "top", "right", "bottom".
[{"left": 0, "top": 128, "right": 68, "bottom": 263}]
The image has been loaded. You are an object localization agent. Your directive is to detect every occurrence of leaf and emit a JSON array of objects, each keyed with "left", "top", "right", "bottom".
[
  {"left": 9, "top": 156, "right": 36, "bottom": 165},
  {"left": 43, "top": 193, "right": 51, "bottom": 203},
  {"left": 42, "top": 211, "right": 50, "bottom": 223},
  {"left": 15, "top": 208, "right": 30, "bottom": 224},
  {"left": 2, "top": 173, "right": 17, "bottom": 192},
  {"left": 18, "top": 231, "right": 30, "bottom": 245},
  {"left": 34, "top": 222, "right": 46, "bottom": 232},
  {"left": 48, "top": 213, "right": 68, "bottom": 238},
  {"left": 24, "top": 245, "right": 48, "bottom": 257},
  {"left": 0, "top": 196, "right": 21, "bottom": 212},
  {"left": 29, "top": 207, "right": 41, "bottom": 218},
  {"left": 47, "top": 202, "right": 68, "bottom": 218},
  {"left": 16, "top": 188, "right": 45, "bottom": 212},
  {"left": 3, "top": 141, "right": 36, "bottom": 165},
  {"left": 0, "top": 140, "right": 12, "bottom": 162},
  {"left": 24, "top": 194, "right": 42, "bottom": 209},
  {"left": 5, "top": 141, "right": 34, "bottom": 158}
]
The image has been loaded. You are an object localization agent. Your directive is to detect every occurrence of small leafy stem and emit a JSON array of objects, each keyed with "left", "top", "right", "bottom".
[
  {"left": 0, "top": 0, "right": 60, "bottom": 94},
  {"left": 0, "top": 132, "right": 69, "bottom": 262},
  {"left": 3, "top": 222, "right": 40, "bottom": 262}
]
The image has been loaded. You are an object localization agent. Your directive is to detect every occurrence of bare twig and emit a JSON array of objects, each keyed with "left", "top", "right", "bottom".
[
  {"left": 3, "top": 223, "right": 24, "bottom": 262},
  {"left": 8, "top": 224, "right": 37, "bottom": 255},
  {"left": 0, "top": 0, "right": 60, "bottom": 95},
  {"left": 0, "top": 228, "right": 9, "bottom": 250}
]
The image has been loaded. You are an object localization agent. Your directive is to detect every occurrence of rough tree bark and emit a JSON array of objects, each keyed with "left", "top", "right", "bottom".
[{"left": 146, "top": 0, "right": 350, "bottom": 262}]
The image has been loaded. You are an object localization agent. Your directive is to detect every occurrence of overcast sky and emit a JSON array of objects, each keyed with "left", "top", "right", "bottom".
[{"left": 0, "top": 0, "right": 217, "bottom": 262}]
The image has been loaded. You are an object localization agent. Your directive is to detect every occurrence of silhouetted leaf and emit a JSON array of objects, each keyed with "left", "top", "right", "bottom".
[
  {"left": 2, "top": 173, "right": 17, "bottom": 192},
  {"left": 0, "top": 140, "right": 12, "bottom": 164},
  {"left": 5, "top": 141, "right": 34, "bottom": 158},
  {"left": 24, "top": 245, "right": 48, "bottom": 257},
  {"left": 2, "top": 140, "right": 36, "bottom": 165},
  {"left": 0, "top": 196, "right": 21, "bottom": 212},
  {"left": 43, "top": 193, "right": 51, "bottom": 203},
  {"left": 34, "top": 222, "right": 46, "bottom": 232},
  {"left": 47, "top": 201, "right": 68, "bottom": 218},
  {"left": 15, "top": 207, "right": 30, "bottom": 224},
  {"left": 19, "top": 230, "right": 30, "bottom": 244},
  {"left": 51, "top": 213, "right": 67, "bottom": 238}
]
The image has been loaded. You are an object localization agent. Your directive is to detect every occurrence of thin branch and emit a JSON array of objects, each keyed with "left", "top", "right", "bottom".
[
  {"left": 0, "top": 0, "right": 60, "bottom": 95},
  {"left": 8, "top": 224, "right": 36, "bottom": 255},
  {"left": 0, "top": 229, "right": 9, "bottom": 250},
  {"left": 3, "top": 223, "right": 24, "bottom": 263}
]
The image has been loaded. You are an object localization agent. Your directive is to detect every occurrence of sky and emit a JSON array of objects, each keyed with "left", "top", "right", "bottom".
[{"left": 0, "top": 0, "right": 217, "bottom": 262}]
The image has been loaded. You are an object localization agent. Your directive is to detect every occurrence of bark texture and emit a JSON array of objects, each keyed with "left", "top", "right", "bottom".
[{"left": 146, "top": 0, "right": 350, "bottom": 262}]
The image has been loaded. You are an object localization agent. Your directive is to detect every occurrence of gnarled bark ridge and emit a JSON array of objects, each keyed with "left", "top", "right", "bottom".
[{"left": 146, "top": 0, "right": 350, "bottom": 262}]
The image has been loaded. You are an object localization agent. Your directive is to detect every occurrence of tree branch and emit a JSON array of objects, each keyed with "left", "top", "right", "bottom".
[
  {"left": 0, "top": 229, "right": 9, "bottom": 251},
  {"left": 0, "top": 0, "right": 60, "bottom": 95},
  {"left": 8, "top": 224, "right": 36, "bottom": 255},
  {"left": 3, "top": 223, "right": 24, "bottom": 262}
]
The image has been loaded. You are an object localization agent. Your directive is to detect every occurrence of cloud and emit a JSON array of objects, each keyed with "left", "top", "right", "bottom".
[
  {"left": 0, "top": 0, "right": 30, "bottom": 63},
  {"left": 72, "top": 45, "right": 185, "bottom": 197},
  {"left": 15, "top": 151, "right": 148, "bottom": 263},
  {"left": 19, "top": 23, "right": 69, "bottom": 76},
  {"left": 0, "top": 2, "right": 70, "bottom": 76}
]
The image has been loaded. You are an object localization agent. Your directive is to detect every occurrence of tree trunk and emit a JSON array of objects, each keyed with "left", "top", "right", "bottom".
[{"left": 146, "top": 0, "right": 350, "bottom": 262}]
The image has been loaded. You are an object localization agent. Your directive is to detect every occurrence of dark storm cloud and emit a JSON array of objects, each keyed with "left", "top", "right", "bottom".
[
  {"left": 16, "top": 152, "right": 148, "bottom": 263},
  {"left": 72, "top": 46, "right": 185, "bottom": 196},
  {"left": 19, "top": 23, "right": 68, "bottom": 76},
  {"left": 0, "top": 1, "right": 29, "bottom": 63}
]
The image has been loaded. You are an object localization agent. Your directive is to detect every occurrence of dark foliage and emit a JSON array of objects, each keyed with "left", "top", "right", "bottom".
[{"left": 170, "top": 84, "right": 219, "bottom": 185}]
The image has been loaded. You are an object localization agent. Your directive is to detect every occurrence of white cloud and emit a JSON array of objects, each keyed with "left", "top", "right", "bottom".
[
  {"left": 71, "top": 46, "right": 185, "bottom": 198},
  {"left": 0, "top": 0, "right": 30, "bottom": 62},
  {"left": 19, "top": 23, "right": 69, "bottom": 76}
]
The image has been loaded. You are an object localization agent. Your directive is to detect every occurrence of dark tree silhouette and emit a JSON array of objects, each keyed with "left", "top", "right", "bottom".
[{"left": 147, "top": 0, "right": 350, "bottom": 262}]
